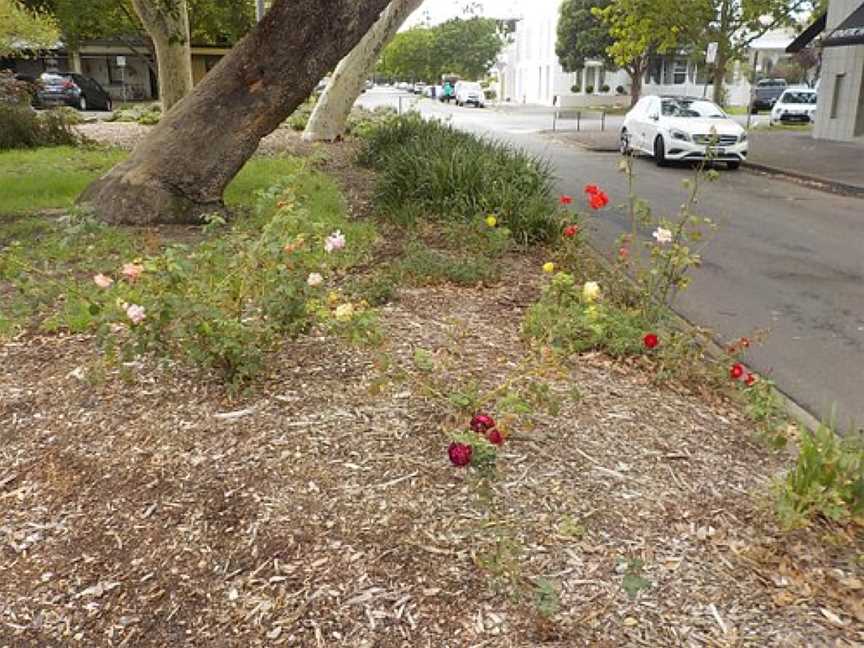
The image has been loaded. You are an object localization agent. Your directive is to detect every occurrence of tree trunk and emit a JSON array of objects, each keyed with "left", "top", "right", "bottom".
[
  {"left": 78, "top": 0, "right": 391, "bottom": 226},
  {"left": 130, "top": 0, "right": 194, "bottom": 112},
  {"left": 302, "top": 0, "right": 423, "bottom": 142},
  {"left": 627, "top": 57, "right": 645, "bottom": 107},
  {"left": 711, "top": 0, "right": 730, "bottom": 105}
]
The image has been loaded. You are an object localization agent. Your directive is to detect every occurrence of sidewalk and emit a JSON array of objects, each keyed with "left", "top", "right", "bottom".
[{"left": 552, "top": 128, "right": 864, "bottom": 197}]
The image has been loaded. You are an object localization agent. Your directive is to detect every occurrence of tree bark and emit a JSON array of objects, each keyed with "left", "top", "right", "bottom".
[
  {"left": 302, "top": 0, "right": 423, "bottom": 142},
  {"left": 627, "top": 57, "right": 645, "bottom": 107},
  {"left": 711, "top": 0, "right": 730, "bottom": 105},
  {"left": 78, "top": 0, "right": 391, "bottom": 226},
  {"left": 130, "top": 0, "right": 194, "bottom": 111}
]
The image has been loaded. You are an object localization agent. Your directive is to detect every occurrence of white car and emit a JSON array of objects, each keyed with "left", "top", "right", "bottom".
[
  {"left": 454, "top": 81, "right": 485, "bottom": 108},
  {"left": 770, "top": 88, "right": 817, "bottom": 126},
  {"left": 620, "top": 95, "right": 748, "bottom": 170}
]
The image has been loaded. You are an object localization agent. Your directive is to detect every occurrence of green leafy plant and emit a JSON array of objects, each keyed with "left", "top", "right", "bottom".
[
  {"left": 775, "top": 415, "right": 864, "bottom": 528},
  {"left": 619, "top": 557, "right": 651, "bottom": 599}
]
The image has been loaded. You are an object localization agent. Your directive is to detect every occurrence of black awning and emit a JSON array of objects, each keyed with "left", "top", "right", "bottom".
[
  {"left": 786, "top": 12, "right": 826, "bottom": 52},
  {"left": 823, "top": 2, "right": 864, "bottom": 47}
]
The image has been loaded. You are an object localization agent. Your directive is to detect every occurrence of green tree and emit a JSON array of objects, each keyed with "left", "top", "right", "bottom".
[
  {"left": 0, "top": 0, "right": 59, "bottom": 56},
  {"left": 594, "top": 0, "right": 686, "bottom": 105},
  {"left": 432, "top": 17, "right": 504, "bottom": 80},
  {"left": 377, "top": 26, "right": 436, "bottom": 80},
  {"left": 556, "top": 0, "right": 614, "bottom": 74}
]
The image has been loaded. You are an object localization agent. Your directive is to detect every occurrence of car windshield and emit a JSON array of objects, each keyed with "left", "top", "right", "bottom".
[
  {"left": 39, "top": 73, "right": 68, "bottom": 86},
  {"left": 780, "top": 91, "right": 817, "bottom": 104},
  {"left": 661, "top": 98, "right": 725, "bottom": 118},
  {"left": 463, "top": 83, "right": 482, "bottom": 92}
]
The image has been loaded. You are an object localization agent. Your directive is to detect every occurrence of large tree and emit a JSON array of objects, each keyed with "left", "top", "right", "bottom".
[
  {"left": 594, "top": 0, "right": 685, "bottom": 106},
  {"left": 377, "top": 26, "right": 437, "bottom": 81},
  {"left": 555, "top": 0, "right": 614, "bottom": 74},
  {"left": 130, "top": 0, "right": 193, "bottom": 111},
  {"left": 303, "top": 0, "right": 424, "bottom": 142},
  {"left": 0, "top": 0, "right": 59, "bottom": 56},
  {"left": 78, "top": 0, "right": 392, "bottom": 226}
]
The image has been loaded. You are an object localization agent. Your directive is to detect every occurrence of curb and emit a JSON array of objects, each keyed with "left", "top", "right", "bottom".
[
  {"left": 742, "top": 161, "right": 864, "bottom": 199},
  {"left": 584, "top": 242, "right": 822, "bottom": 434}
]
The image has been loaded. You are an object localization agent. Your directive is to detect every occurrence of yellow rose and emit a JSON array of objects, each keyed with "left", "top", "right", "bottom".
[
  {"left": 327, "top": 291, "right": 340, "bottom": 305},
  {"left": 542, "top": 262, "right": 555, "bottom": 274},
  {"left": 485, "top": 215, "right": 497, "bottom": 228},
  {"left": 582, "top": 281, "right": 601, "bottom": 302},
  {"left": 335, "top": 303, "right": 354, "bottom": 321}
]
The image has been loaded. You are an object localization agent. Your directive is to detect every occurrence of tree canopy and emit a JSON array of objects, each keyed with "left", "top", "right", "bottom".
[
  {"left": 377, "top": 17, "right": 505, "bottom": 81},
  {"left": 555, "top": 0, "right": 613, "bottom": 72},
  {"left": 1, "top": 0, "right": 59, "bottom": 55}
]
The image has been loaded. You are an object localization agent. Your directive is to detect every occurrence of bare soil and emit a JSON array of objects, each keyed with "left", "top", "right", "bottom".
[{"left": 2, "top": 125, "right": 862, "bottom": 647}]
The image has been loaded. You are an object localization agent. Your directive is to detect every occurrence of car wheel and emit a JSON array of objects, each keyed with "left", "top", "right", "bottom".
[
  {"left": 78, "top": 96, "right": 87, "bottom": 111},
  {"left": 654, "top": 136, "right": 667, "bottom": 167},
  {"left": 619, "top": 129, "right": 631, "bottom": 155},
  {"left": 727, "top": 161, "right": 741, "bottom": 170}
]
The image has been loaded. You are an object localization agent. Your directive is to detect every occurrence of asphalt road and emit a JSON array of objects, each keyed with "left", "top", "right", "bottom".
[{"left": 360, "top": 88, "right": 864, "bottom": 430}]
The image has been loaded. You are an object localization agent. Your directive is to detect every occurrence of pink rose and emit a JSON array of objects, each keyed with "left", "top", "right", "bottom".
[
  {"left": 125, "top": 303, "right": 146, "bottom": 325},
  {"left": 121, "top": 263, "right": 144, "bottom": 282},
  {"left": 487, "top": 429, "right": 504, "bottom": 446},
  {"left": 93, "top": 273, "right": 113, "bottom": 289}
]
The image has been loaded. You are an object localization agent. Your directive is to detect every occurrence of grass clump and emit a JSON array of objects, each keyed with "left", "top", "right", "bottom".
[
  {"left": 357, "top": 113, "right": 559, "bottom": 244},
  {"left": 0, "top": 105, "right": 82, "bottom": 151},
  {"left": 776, "top": 415, "right": 864, "bottom": 528}
]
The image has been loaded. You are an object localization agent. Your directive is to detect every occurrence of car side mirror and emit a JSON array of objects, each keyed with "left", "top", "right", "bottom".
[{"left": 649, "top": 113, "right": 659, "bottom": 121}]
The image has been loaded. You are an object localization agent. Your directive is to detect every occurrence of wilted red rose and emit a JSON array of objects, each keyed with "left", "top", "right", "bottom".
[
  {"left": 487, "top": 428, "right": 504, "bottom": 446},
  {"left": 745, "top": 373, "right": 758, "bottom": 387},
  {"left": 584, "top": 184, "right": 600, "bottom": 196},
  {"left": 563, "top": 224, "right": 578, "bottom": 238},
  {"left": 643, "top": 333, "right": 659, "bottom": 349},
  {"left": 448, "top": 442, "right": 472, "bottom": 467},
  {"left": 730, "top": 363, "right": 745, "bottom": 380},
  {"left": 470, "top": 413, "right": 496, "bottom": 433},
  {"left": 618, "top": 246, "right": 630, "bottom": 260},
  {"left": 588, "top": 191, "right": 609, "bottom": 210},
  {"left": 559, "top": 194, "right": 573, "bottom": 205},
  {"left": 740, "top": 337, "right": 751, "bottom": 348}
]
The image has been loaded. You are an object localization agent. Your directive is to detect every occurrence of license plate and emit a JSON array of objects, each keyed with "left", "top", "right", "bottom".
[{"left": 707, "top": 147, "right": 726, "bottom": 155}]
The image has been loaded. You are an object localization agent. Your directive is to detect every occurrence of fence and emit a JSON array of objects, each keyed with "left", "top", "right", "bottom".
[{"left": 552, "top": 109, "right": 608, "bottom": 132}]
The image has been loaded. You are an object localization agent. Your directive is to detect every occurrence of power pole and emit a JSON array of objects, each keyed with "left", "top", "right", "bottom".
[{"left": 256, "top": 0, "right": 265, "bottom": 21}]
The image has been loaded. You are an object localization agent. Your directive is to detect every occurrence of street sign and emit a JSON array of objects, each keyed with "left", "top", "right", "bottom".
[
  {"left": 116, "top": 55, "right": 126, "bottom": 67},
  {"left": 706, "top": 42, "right": 718, "bottom": 64}
]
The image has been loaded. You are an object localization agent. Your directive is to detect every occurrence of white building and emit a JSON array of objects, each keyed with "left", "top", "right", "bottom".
[{"left": 497, "top": 0, "right": 797, "bottom": 107}]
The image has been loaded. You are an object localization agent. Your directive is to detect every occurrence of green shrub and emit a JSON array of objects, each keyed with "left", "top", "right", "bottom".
[
  {"left": 108, "top": 102, "right": 162, "bottom": 124},
  {"left": 0, "top": 105, "right": 81, "bottom": 150},
  {"left": 522, "top": 272, "right": 653, "bottom": 357},
  {"left": 393, "top": 240, "right": 500, "bottom": 287},
  {"left": 357, "top": 114, "right": 558, "bottom": 243},
  {"left": 600, "top": 84, "right": 610, "bottom": 93},
  {"left": 776, "top": 416, "right": 864, "bottom": 528},
  {"left": 586, "top": 85, "right": 594, "bottom": 94},
  {"left": 570, "top": 84, "right": 581, "bottom": 93}
]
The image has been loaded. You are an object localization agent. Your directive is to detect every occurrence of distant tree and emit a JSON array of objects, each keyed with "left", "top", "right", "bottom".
[
  {"left": 377, "top": 26, "right": 436, "bottom": 80},
  {"left": 594, "top": 0, "right": 685, "bottom": 106},
  {"left": 0, "top": 0, "right": 58, "bottom": 55},
  {"left": 556, "top": 0, "right": 614, "bottom": 73},
  {"left": 187, "top": 0, "right": 254, "bottom": 45},
  {"left": 432, "top": 17, "right": 504, "bottom": 80}
]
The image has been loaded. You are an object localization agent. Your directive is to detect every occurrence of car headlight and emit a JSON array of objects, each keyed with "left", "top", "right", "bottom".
[
  {"left": 739, "top": 132, "right": 748, "bottom": 143},
  {"left": 670, "top": 129, "right": 691, "bottom": 142}
]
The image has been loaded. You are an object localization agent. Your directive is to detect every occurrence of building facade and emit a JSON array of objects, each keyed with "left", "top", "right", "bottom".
[
  {"left": 812, "top": 0, "right": 864, "bottom": 141},
  {"left": 497, "top": 0, "right": 796, "bottom": 107}
]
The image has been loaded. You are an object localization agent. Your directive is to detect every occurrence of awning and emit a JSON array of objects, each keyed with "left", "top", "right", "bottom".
[
  {"left": 823, "top": 2, "right": 864, "bottom": 47},
  {"left": 786, "top": 12, "right": 826, "bottom": 53}
]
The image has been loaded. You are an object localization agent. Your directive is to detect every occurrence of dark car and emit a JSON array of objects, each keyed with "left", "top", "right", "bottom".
[
  {"left": 751, "top": 78, "right": 787, "bottom": 113},
  {"left": 34, "top": 72, "right": 113, "bottom": 111}
]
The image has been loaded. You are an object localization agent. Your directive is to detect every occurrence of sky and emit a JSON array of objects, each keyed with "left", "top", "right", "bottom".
[{"left": 404, "top": 0, "right": 527, "bottom": 27}]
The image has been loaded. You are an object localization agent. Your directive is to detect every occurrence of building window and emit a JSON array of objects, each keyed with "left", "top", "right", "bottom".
[
  {"left": 673, "top": 60, "right": 687, "bottom": 85},
  {"left": 831, "top": 73, "right": 845, "bottom": 119}
]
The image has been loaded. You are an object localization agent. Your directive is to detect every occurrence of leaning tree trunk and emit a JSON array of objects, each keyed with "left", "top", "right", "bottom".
[
  {"left": 627, "top": 59, "right": 645, "bottom": 107},
  {"left": 130, "top": 0, "right": 194, "bottom": 112},
  {"left": 302, "top": 0, "right": 423, "bottom": 142},
  {"left": 78, "top": 0, "right": 391, "bottom": 225}
]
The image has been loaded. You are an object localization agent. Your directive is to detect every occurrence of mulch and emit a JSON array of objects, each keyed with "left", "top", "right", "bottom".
[{"left": 2, "top": 124, "right": 862, "bottom": 647}]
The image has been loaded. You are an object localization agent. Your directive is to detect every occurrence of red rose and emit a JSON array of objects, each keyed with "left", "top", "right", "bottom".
[
  {"left": 588, "top": 191, "right": 609, "bottom": 210},
  {"left": 563, "top": 224, "right": 578, "bottom": 238},
  {"left": 745, "top": 373, "right": 758, "bottom": 387},
  {"left": 487, "top": 428, "right": 504, "bottom": 446},
  {"left": 740, "top": 337, "right": 751, "bottom": 348},
  {"left": 559, "top": 194, "right": 573, "bottom": 205},
  {"left": 643, "top": 333, "right": 659, "bottom": 349},
  {"left": 730, "top": 363, "right": 745, "bottom": 380},
  {"left": 470, "top": 413, "right": 496, "bottom": 433},
  {"left": 618, "top": 246, "right": 629, "bottom": 260},
  {"left": 584, "top": 184, "right": 600, "bottom": 196},
  {"left": 448, "top": 442, "right": 472, "bottom": 467}
]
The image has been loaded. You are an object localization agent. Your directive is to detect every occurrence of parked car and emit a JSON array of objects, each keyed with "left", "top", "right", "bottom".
[
  {"left": 33, "top": 72, "right": 113, "bottom": 111},
  {"left": 619, "top": 95, "right": 748, "bottom": 170},
  {"left": 751, "top": 78, "right": 787, "bottom": 113},
  {"left": 454, "top": 81, "right": 485, "bottom": 108},
  {"left": 412, "top": 82, "right": 427, "bottom": 95},
  {"left": 770, "top": 88, "right": 817, "bottom": 125}
]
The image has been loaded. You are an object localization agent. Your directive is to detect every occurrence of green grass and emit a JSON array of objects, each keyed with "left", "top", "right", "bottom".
[{"left": 0, "top": 146, "right": 308, "bottom": 218}]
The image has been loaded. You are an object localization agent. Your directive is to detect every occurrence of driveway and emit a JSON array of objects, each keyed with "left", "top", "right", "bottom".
[{"left": 360, "top": 88, "right": 864, "bottom": 430}]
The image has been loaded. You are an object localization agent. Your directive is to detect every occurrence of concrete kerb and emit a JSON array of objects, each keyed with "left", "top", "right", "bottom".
[{"left": 583, "top": 241, "right": 822, "bottom": 434}]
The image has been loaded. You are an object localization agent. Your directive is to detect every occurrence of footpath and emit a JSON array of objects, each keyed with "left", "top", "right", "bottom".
[{"left": 554, "top": 127, "right": 864, "bottom": 197}]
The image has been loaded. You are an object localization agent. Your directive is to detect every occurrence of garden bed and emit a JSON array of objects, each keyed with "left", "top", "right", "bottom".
[{"left": 1, "top": 130, "right": 862, "bottom": 646}]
